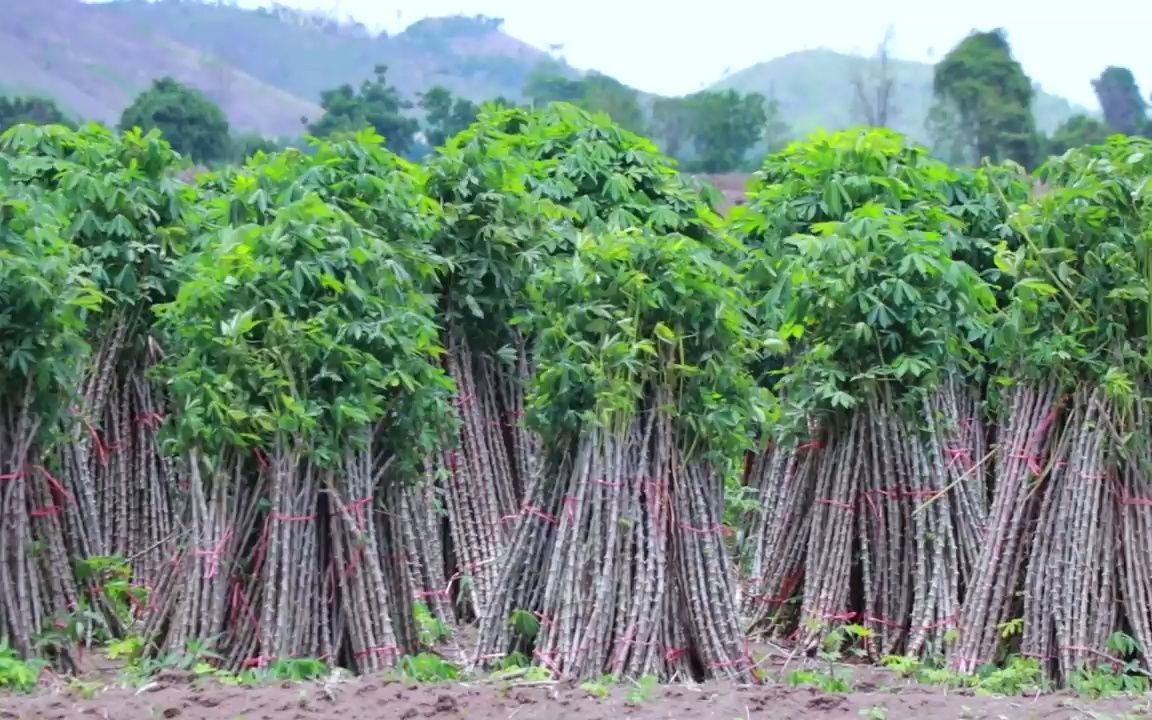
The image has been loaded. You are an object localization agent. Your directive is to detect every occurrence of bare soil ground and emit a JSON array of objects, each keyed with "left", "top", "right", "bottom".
[{"left": 2, "top": 669, "right": 1147, "bottom": 720}]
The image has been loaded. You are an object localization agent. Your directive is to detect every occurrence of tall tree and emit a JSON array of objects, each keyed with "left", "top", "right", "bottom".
[
  {"left": 1092, "top": 66, "right": 1148, "bottom": 136},
  {"left": 852, "top": 26, "right": 898, "bottom": 128},
  {"left": 0, "top": 96, "right": 68, "bottom": 133},
  {"left": 418, "top": 86, "right": 478, "bottom": 147},
  {"left": 119, "top": 77, "right": 230, "bottom": 163},
  {"left": 930, "top": 29, "right": 1039, "bottom": 168},
  {"left": 308, "top": 64, "right": 418, "bottom": 155}
]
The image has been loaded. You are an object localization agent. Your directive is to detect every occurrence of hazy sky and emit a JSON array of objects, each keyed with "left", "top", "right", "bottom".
[{"left": 242, "top": 0, "right": 1149, "bottom": 109}]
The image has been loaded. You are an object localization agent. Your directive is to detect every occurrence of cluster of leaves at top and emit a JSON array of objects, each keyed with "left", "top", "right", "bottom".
[
  {"left": 729, "top": 126, "right": 1152, "bottom": 438},
  {"left": 426, "top": 103, "right": 760, "bottom": 464},
  {"left": 2, "top": 100, "right": 762, "bottom": 485},
  {"left": 730, "top": 128, "right": 1036, "bottom": 433},
  {"left": 156, "top": 130, "right": 454, "bottom": 470}
]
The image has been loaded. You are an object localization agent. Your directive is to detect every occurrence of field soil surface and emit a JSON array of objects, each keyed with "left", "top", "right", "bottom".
[{"left": 1, "top": 669, "right": 1146, "bottom": 720}]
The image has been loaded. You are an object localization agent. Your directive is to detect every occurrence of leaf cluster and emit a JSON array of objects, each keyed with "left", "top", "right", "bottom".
[
  {"left": 524, "top": 227, "right": 767, "bottom": 465},
  {"left": 734, "top": 129, "right": 1023, "bottom": 426},
  {"left": 1, "top": 123, "right": 188, "bottom": 320},
  {"left": 0, "top": 180, "right": 94, "bottom": 422},
  {"left": 522, "top": 103, "right": 727, "bottom": 246},
  {"left": 764, "top": 205, "right": 996, "bottom": 428},
  {"left": 423, "top": 103, "right": 735, "bottom": 356},
  {"left": 154, "top": 135, "right": 454, "bottom": 468},
  {"left": 990, "top": 136, "right": 1152, "bottom": 391}
]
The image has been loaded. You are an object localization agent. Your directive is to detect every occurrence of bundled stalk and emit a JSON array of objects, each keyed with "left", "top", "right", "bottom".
[
  {"left": 431, "top": 333, "right": 521, "bottom": 619},
  {"left": 475, "top": 228, "right": 761, "bottom": 681},
  {"left": 1119, "top": 400, "right": 1152, "bottom": 672},
  {"left": 139, "top": 451, "right": 265, "bottom": 663},
  {"left": 927, "top": 377, "right": 990, "bottom": 578},
  {"left": 0, "top": 179, "right": 92, "bottom": 665},
  {"left": 401, "top": 477, "right": 455, "bottom": 626},
  {"left": 1020, "top": 387, "right": 1120, "bottom": 680},
  {"left": 0, "top": 124, "right": 189, "bottom": 653},
  {"left": 742, "top": 439, "right": 817, "bottom": 636},
  {"left": 148, "top": 137, "right": 454, "bottom": 671},
  {"left": 947, "top": 381, "right": 1062, "bottom": 672},
  {"left": 1, "top": 388, "right": 78, "bottom": 663},
  {"left": 734, "top": 128, "right": 1021, "bottom": 661},
  {"left": 796, "top": 414, "right": 862, "bottom": 651}
]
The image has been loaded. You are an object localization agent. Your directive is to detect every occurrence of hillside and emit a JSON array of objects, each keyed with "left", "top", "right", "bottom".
[
  {"left": 90, "top": 1, "right": 578, "bottom": 106},
  {"left": 4, "top": 1, "right": 1091, "bottom": 151},
  {"left": 710, "top": 49, "right": 1088, "bottom": 145},
  {"left": 0, "top": 0, "right": 319, "bottom": 136}
]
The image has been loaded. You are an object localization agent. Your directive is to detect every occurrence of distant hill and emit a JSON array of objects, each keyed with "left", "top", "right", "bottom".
[
  {"left": 710, "top": 49, "right": 1089, "bottom": 145},
  {"left": 3, "top": 1, "right": 1090, "bottom": 152},
  {"left": 89, "top": 1, "right": 578, "bottom": 106},
  {"left": 0, "top": 0, "right": 319, "bottom": 136}
]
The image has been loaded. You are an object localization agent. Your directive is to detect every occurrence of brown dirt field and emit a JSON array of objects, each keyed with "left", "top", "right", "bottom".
[{"left": 2, "top": 669, "right": 1147, "bottom": 720}]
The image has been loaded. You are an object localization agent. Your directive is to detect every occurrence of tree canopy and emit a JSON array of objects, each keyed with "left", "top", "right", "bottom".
[
  {"left": 418, "top": 86, "right": 479, "bottom": 148},
  {"left": 308, "top": 64, "right": 419, "bottom": 155},
  {"left": 930, "top": 29, "right": 1039, "bottom": 168},
  {"left": 1092, "top": 66, "right": 1149, "bottom": 136},
  {"left": 119, "top": 77, "right": 230, "bottom": 163},
  {"left": 0, "top": 96, "right": 69, "bottom": 134}
]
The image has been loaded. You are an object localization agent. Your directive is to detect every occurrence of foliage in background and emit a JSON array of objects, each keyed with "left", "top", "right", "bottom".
[
  {"left": 1046, "top": 115, "right": 1113, "bottom": 156},
  {"left": 1092, "top": 66, "right": 1150, "bottom": 137},
  {"left": 651, "top": 89, "right": 787, "bottom": 173},
  {"left": 119, "top": 77, "right": 230, "bottom": 164},
  {"left": 0, "top": 96, "right": 69, "bottom": 134},
  {"left": 930, "top": 29, "right": 1039, "bottom": 168},
  {"left": 419, "top": 86, "right": 480, "bottom": 148},
  {"left": 307, "top": 64, "right": 419, "bottom": 156}
]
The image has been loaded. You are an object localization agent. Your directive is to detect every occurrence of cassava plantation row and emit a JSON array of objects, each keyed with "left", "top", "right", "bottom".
[{"left": 2, "top": 108, "right": 1152, "bottom": 690}]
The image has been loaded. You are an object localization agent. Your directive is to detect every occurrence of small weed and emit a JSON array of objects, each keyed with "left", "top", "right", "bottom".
[
  {"left": 413, "top": 602, "right": 450, "bottom": 647},
  {"left": 65, "top": 678, "right": 102, "bottom": 699},
  {"left": 0, "top": 640, "right": 45, "bottom": 692},
  {"left": 625, "top": 674, "right": 657, "bottom": 704},
  {"left": 579, "top": 673, "right": 615, "bottom": 699},
  {"left": 786, "top": 667, "right": 854, "bottom": 693},
  {"left": 859, "top": 706, "right": 888, "bottom": 720},
  {"left": 395, "top": 652, "right": 460, "bottom": 682}
]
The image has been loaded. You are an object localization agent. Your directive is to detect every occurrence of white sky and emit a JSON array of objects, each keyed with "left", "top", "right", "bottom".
[{"left": 239, "top": 0, "right": 1150, "bottom": 109}]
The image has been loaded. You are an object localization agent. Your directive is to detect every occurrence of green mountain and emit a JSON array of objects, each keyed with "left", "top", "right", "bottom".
[
  {"left": 4, "top": 1, "right": 1090, "bottom": 149},
  {"left": 0, "top": 0, "right": 320, "bottom": 136},
  {"left": 88, "top": 1, "right": 577, "bottom": 107},
  {"left": 710, "top": 49, "right": 1088, "bottom": 145}
]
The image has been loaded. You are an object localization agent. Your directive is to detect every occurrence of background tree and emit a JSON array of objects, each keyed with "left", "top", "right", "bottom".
[
  {"left": 1044, "top": 114, "right": 1112, "bottom": 155},
  {"left": 308, "top": 64, "right": 418, "bottom": 155},
  {"left": 852, "top": 26, "right": 898, "bottom": 127},
  {"left": 524, "top": 70, "right": 646, "bottom": 133},
  {"left": 119, "top": 77, "right": 230, "bottom": 163},
  {"left": 682, "top": 89, "right": 769, "bottom": 172},
  {"left": 418, "top": 85, "right": 478, "bottom": 147},
  {"left": 230, "top": 132, "right": 289, "bottom": 162},
  {"left": 930, "top": 29, "right": 1039, "bottom": 168},
  {"left": 1092, "top": 66, "right": 1149, "bottom": 136},
  {"left": 0, "top": 96, "right": 69, "bottom": 133},
  {"left": 651, "top": 96, "right": 694, "bottom": 159}
]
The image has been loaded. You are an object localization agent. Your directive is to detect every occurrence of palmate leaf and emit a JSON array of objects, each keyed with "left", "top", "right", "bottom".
[{"left": 153, "top": 134, "right": 455, "bottom": 468}]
